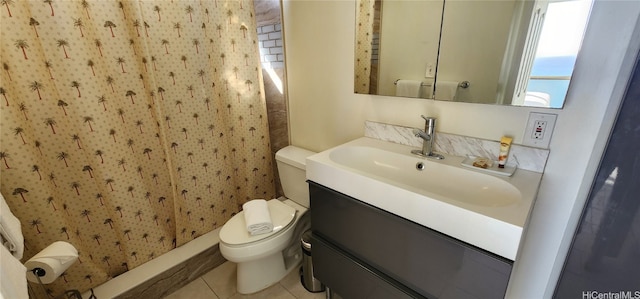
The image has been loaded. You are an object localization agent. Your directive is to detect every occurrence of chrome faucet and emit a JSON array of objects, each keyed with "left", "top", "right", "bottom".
[{"left": 411, "top": 115, "right": 444, "bottom": 160}]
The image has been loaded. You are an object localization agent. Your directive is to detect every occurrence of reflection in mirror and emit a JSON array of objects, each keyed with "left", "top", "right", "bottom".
[
  {"left": 355, "top": 0, "right": 443, "bottom": 99},
  {"left": 354, "top": 0, "right": 592, "bottom": 109},
  {"left": 437, "top": 0, "right": 520, "bottom": 103},
  {"left": 517, "top": 0, "right": 592, "bottom": 108}
]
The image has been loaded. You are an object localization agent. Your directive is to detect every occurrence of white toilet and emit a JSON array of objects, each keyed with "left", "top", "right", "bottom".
[{"left": 219, "top": 145, "right": 316, "bottom": 294}]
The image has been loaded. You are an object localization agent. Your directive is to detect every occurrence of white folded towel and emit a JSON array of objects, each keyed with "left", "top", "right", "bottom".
[
  {"left": 434, "top": 81, "right": 459, "bottom": 101},
  {"left": 395, "top": 80, "right": 422, "bottom": 98},
  {"left": 0, "top": 244, "right": 28, "bottom": 299},
  {"left": 0, "top": 192, "right": 24, "bottom": 259},
  {"left": 243, "top": 199, "right": 273, "bottom": 236}
]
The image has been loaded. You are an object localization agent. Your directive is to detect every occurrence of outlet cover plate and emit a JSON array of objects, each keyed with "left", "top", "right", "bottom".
[{"left": 523, "top": 112, "right": 557, "bottom": 148}]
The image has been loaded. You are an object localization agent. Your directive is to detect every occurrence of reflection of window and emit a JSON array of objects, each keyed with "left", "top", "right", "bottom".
[{"left": 526, "top": 0, "right": 592, "bottom": 108}]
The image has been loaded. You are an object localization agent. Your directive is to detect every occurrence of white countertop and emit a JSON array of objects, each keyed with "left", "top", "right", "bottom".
[{"left": 306, "top": 137, "right": 542, "bottom": 260}]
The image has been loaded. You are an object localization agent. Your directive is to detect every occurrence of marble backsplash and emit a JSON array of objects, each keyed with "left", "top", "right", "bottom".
[{"left": 364, "top": 121, "right": 549, "bottom": 173}]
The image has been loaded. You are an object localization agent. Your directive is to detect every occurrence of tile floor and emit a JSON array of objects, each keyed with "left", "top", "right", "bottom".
[{"left": 164, "top": 261, "right": 328, "bottom": 299}]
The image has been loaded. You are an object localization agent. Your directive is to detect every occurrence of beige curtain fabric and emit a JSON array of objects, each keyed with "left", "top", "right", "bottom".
[
  {"left": 354, "top": 0, "right": 375, "bottom": 94},
  {"left": 0, "top": 0, "right": 274, "bottom": 295}
]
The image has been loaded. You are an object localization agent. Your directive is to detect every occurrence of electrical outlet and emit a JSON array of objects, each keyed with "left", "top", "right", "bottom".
[
  {"left": 523, "top": 112, "right": 557, "bottom": 148},
  {"left": 532, "top": 120, "right": 547, "bottom": 139}
]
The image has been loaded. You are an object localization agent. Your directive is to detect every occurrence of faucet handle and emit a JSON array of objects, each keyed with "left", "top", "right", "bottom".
[
  {"left": 420, "top": 115, "right": 437, "bottom": 127},
  {"left": 412, "top": 128, "right": 431, "bottom": 140}
]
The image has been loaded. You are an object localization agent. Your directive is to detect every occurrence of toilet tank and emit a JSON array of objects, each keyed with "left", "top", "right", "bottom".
[{"left": 275, "top": 146, "right": 316, "bottom": 208}]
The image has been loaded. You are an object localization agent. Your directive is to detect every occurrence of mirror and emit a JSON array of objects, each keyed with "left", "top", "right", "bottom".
[{"left": 354, "top": 0, "right": 593, "bottom": 108}]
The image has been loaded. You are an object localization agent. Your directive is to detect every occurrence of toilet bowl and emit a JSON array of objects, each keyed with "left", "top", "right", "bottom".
[{"left": 218, "top": 146, "right": 316, "bottom": 294}]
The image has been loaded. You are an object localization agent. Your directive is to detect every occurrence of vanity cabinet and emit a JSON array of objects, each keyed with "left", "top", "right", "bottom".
[{"left": 309, "top": 181, "right": 513, "bottom": 299}]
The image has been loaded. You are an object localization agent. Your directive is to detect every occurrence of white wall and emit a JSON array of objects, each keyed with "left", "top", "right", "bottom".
[
  {"left": 282, "top": 0, "right": 640, "bottom": 297},
  {"left": 438, "top": 0, "right": 516, "bottom": 103},
  {"left": 377, "top": 1, "right": 441, "bottom": 96},
  {"left": 510, "top": 2, "right": 640, "bottom": 297}
]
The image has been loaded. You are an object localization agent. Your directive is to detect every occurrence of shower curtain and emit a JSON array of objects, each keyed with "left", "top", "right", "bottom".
[
  {"left": 0, "top": 0, "right": 275, "bottom": 295},
  {"left": 354, "top": 0, "right": 375, "bottom": 94}
]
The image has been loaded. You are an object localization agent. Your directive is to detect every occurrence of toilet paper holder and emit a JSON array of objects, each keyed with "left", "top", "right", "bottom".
[
  {"left": 27, "top": 255, "right": 87, "bottom": 298},
  {"left": 28, "top": 267, "right": 85, "bottom": 299},
  {"left": 30, "top": 267, "right": 47, "bottom": 278},
  {"left": 28, "top": 270, "right": 85, "bottom": 299}
]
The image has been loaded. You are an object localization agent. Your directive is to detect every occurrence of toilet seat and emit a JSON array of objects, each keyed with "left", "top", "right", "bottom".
[{"left": 220, "top": 199, "right": 296, "bottom": 246}]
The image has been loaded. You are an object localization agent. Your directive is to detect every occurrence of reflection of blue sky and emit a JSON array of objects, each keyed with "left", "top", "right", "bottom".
[
  {"left": 526, "top": 0, "right": 592, "bottom": 108},
  {"left": 528, "top": 56, "right": 575, "bottom": 108},
  {"left": 531, "top": 56, "right": 576, "bottom": 77}
]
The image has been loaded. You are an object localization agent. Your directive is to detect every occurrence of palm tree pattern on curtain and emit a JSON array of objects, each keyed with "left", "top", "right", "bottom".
[
  {"left": 354, "top": 0, "right": 375, "bottom": 94},
  {"left": 0, "top": 0, "right": 275, "bottom": 295}
]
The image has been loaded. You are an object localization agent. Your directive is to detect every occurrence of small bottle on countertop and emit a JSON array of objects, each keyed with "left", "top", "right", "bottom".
[{"left": 498, "top": 136, "right": 513, "bottom": 168}]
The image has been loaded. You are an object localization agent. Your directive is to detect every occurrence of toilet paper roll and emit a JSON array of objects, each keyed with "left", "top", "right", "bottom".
[{"left": 25, "top": 241, "right": 78, "bottom": 284}]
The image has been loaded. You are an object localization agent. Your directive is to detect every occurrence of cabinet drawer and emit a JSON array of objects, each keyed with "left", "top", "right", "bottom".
[
  {"left": 312, "top": 234, "right": 420, "bottom": 299},
  {"left": 310, "top": 181, "right": 512, "bottom": 299}
]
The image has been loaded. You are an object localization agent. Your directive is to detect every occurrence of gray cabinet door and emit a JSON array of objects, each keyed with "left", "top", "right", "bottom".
[
  {"left": 310, "top": 181, "right": 512, "bottom": 299},
  {"left": 313, "top": 235, "right": 419, "bottom": 299}
]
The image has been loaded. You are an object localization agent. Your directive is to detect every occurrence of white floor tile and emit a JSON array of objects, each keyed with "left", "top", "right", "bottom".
[
  {"left": 229, "top": 283, "right": 296, "bottom": 299},
  {"left": 279, "top": 266, "right": 326, "bottom": 299},
  {"left": 202, "top": 261, "right": 238, "bottom": 299},
  {"left": 181, "top": 261, "right": 329, "bottom": 299},
  {"left": 164, "top": 278, "right": 219, "bottom": 299}
]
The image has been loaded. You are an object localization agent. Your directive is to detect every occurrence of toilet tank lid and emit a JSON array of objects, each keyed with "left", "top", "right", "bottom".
[{"left": 275, "top": 146, "right": 316, "bottom": 170}]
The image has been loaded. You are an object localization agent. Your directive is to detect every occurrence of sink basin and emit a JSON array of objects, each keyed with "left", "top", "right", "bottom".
[
  {"left": 328, "top": 145, "right": 521, "bottom": 207},
  {"left": 306, "top": 137, "right": 542, "bottom": 260}
]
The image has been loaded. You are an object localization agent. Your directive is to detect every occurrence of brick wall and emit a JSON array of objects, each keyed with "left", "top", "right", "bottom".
[{"left": 257, "top": 23, "right": 284, "bottom": 69}]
